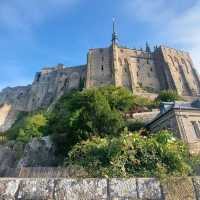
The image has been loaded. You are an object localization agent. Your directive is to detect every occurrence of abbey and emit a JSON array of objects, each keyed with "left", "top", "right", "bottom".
[
  {"left": 86, "top": 22, "right": 200, "bottom": 96},
  {"left": 0, "top": 22, "right": 200, "bottom": 132}
]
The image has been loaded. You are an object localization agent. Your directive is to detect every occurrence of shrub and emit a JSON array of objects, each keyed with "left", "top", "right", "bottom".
[
  {"left": 156, "top": 90, "right": 183, "bottom": 103},
  {"left": 66, "top": 130, "right": 193, "bottom": 178},
  {"left": 7, "top": 111, "right": 48, "bottom": 143},
  {"left": 126, "top": 119, "right": 146, "bottom": 131},
  {"left": 48, "top": 86, "right": 132, "bottom": 154}
]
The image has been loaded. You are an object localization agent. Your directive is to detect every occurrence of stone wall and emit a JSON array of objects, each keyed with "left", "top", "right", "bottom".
[{"left": 0, "top": 177, "right": 200, "bottom": 199}]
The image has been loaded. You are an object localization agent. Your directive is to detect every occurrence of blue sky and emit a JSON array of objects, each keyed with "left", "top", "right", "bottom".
[{"left": 0, "top": 0, "right": 200, "bottom": 91}]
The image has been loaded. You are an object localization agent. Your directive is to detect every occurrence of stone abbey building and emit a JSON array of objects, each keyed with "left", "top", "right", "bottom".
[
  {"left": 86, "top": 22, "right": 200, "bottom": 96},
  {"left": 0, "top": 22, "right": 200, "bottom": 132}
]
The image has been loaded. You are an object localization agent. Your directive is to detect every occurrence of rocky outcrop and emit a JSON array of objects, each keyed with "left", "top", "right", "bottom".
[
  {"left": 0, "top": 64, "right": 86, "bottom": 132},
  {"left": 0, "top": 104, "right": 19, "bottom": 132},
  {"left": 0, "top": 177, "right": 199, "bottom": 199},
  {"left": 0, "top": 137, "right": 58, "bottom": 176},
  {"left": 17, "top": 137, "right": 58, "bottom": 168}
]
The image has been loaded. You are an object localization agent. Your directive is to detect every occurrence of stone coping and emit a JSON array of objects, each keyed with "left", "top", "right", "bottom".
[{"left": 0, "top": 177, "right": 199, "bottom": 199}]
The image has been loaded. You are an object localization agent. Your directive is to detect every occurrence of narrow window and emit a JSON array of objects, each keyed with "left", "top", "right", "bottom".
[
  {"left": 192, "top": 121, "right": 200, "bottom": 139},
  {"left": 150, "top": 68, "right": 153, "bottom": 72},
  {"left": 101, "top": 65, "right": 104, "bottom": 71}
]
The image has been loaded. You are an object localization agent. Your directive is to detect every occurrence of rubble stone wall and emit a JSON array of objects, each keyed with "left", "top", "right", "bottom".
[{"left": 0, "top": 177, "right": 199, "bottom": 199}]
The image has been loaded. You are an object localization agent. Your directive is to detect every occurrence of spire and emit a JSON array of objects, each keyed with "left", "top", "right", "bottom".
[
  {"left": 146, "top": 42, "right": 151, "bottom": 52},
  {"left": 112, "top": 18, "right": 118, "bottom": 45}
]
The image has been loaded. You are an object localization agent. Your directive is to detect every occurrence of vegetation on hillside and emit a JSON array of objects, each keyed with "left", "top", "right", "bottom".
[
  {"left": 66, "top": 130, "right": 192, "bottom": 178},
  {"left": 7, "top": 111, "right": 48, "bottom": 143},
  {"left": 156, "top": 90, "right": 183, "bottom": 103},
  {"left": 5, "top": 86, "right": 197, "bottom": 178}
]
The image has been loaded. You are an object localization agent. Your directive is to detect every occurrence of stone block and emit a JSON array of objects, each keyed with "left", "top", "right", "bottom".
[
  {"left": 162, "top": 177, "right": 195, "bottom": 200},
  {"left": 17, "top": 178, "right": 54, "bottom": 200},
  {"left": 0, "top": 179, "right": 20, "bottom": 200},
  {"left": 109, "top": 178, "right": 137, "bottom": 199},
  {"left": 137, "top": 178, "right": 162, "bottom": 200},
  {"left": 192, "top": 177, "right": 200, "bottom": 200},
  {"left": 54, "top": 178, "right": 107, "bottom": 200}
]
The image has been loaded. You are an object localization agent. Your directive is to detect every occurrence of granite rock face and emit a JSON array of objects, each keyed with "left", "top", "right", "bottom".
[
  {"left": 0, "top": 145, "right": 18, "bottom": 176},
  {"left": 0, "top": 64, "right": 86, "bottom": 132},
  {"left": 17, "top": 136, "right": 58, "bottom": 168},
  {"left": 0, "top": 137, "right": 58, "bottom": 177}
]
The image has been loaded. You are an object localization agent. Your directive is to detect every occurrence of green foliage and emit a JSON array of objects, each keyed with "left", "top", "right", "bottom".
[
  {"left": 126, "top": 119, "right": 146, "bottom": 132},
  {"left": 132, "top": 95, "right": 157, "bottom": 109},
  {"left": 7, "top": 111, "right": 48, "bottom": 143},
  {"left": 156, "top": 90, "right": 183, "bottom": 103},
  {"left": 99, "top": 85, "right": 134, "bottom": 111},
  {"left": 48, "top": 86, "right": 132, "bottom": 154},
  {"left": 66, "top": 130, "right": 192, "bottom": 178}
]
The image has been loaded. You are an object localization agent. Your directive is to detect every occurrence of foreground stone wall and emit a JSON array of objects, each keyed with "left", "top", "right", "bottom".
[{"left": 0, "top": 177, "right": 199, "bottom": 199}]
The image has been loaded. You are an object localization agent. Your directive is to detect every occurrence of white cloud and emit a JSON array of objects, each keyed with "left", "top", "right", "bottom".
[{"left": 123, "top": 0, "right": 200, "bottom": 70}]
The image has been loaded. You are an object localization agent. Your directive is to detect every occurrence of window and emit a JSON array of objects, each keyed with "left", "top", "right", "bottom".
[
  {"left": 150, "top": 68, "right": 153, "bottom": 72},
  {"left": 191, "top": 121, "right": 200, "bottom": 139},
  {"left": 101, "top": 65, "right": 104, "bottom": 71},
  {"left": 99, "top": 49, "right": 103, "bottom": 53}
]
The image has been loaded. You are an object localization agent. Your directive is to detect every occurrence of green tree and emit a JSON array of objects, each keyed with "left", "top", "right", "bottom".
[
  {"left": 66, "top": 130, "right": 193, "bottom": 178},
  {"left": 48, "top": 86, "right": 134, "bottom": 154},
  {"left": 156, "top": 90, "right": 183, "bottom": 103},
  {"left": 7, "top": 112, "right": 48, "bottom": 143}
]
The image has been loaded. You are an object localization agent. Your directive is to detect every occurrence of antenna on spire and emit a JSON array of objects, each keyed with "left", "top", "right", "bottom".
[{"left": 112, "top": 17, "right": 118, "bottom": 45}]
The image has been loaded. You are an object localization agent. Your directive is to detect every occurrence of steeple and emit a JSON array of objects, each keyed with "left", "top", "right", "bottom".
[
  {"left": 146, "top": 42, "right": 151, "bottom": 52},
  {"left": 112, "top": 18, "right": 118, "bottom": 45}
]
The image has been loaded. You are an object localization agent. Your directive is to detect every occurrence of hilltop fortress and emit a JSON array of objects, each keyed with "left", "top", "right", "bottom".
[{"left": 0, "top": 21, "right": 200, "bottom": 131}]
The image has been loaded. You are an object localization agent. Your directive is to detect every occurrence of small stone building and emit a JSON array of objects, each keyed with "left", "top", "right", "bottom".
[{"left": 148, "top": 100, "right": 200, "bottom": 154}]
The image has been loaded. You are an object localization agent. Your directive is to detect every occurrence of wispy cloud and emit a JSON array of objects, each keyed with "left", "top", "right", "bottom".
[
  {"left": 0, "top": 0, "right": 79, "bottom": 32},
  {"left": 123, "top": 0, "right": 200, "bottom": 69}
]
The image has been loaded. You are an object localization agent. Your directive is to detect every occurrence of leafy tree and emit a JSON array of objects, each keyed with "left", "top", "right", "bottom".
[
  {"left": 47, "top": 86, "right": 133, "bottom": 154},
  {"left": 7, "top": 112, "right": 48, "bottom": 143},
  {"left": 156, "top": 90, "right": 183, "bottom": 103},
  {"left": 66, "top": 130, "right": 193, "bottom": 178}
]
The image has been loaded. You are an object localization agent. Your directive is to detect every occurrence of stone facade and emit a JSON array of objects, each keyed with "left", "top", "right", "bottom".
[
  {"left": 148, "top": 101, "right": 200, "bottom": 154},
  {"left": 0, "top": 177, "right": 200, "bottom": 199},
  {"left": 86, "top": 43, "right": 200, "bottom": 96}
]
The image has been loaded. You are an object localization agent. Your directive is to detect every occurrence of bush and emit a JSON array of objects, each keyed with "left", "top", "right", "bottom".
[
  {"left": 156, "top": 90, "right": 183, "bottom": 103},
  {"left": 126, "top": 119, "right": 145, "bottom": 131},
  {"left": 7, "top": 111, "right": 48, "bottom": 143},
  {"left": 66, "top": 130, "right": 193, "bottom": 178},
  {"left": 47, "top": 86, "right": 133, "bottom": 154}
]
